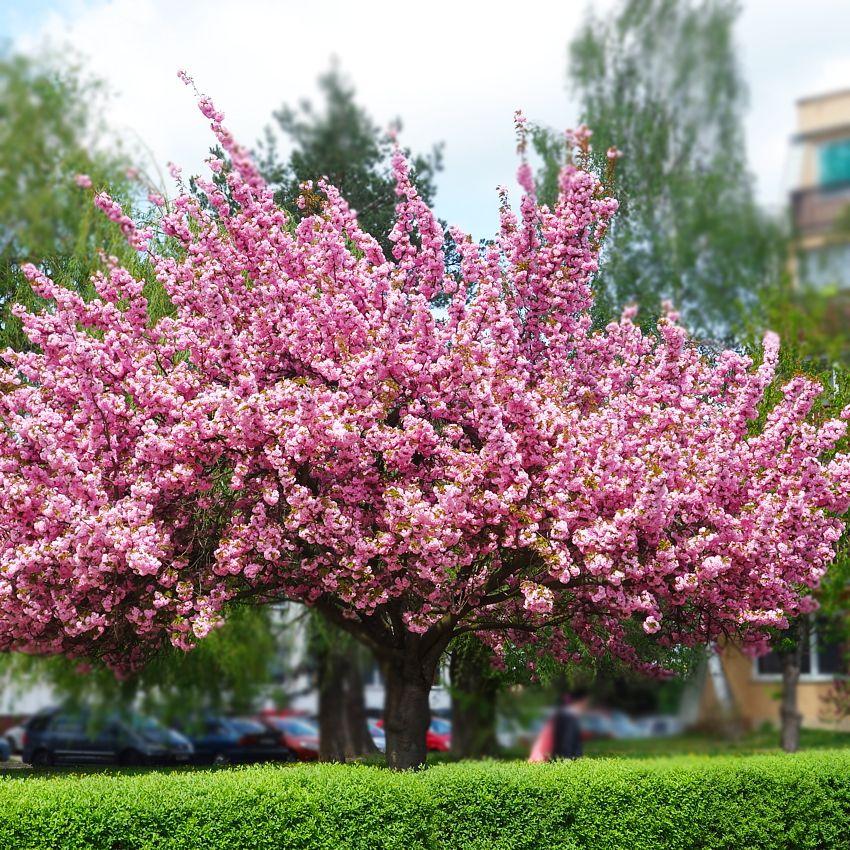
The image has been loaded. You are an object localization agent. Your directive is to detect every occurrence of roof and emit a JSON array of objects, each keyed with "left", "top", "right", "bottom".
[{"left": 797, "top": 88, "right": 850, "bottom": 106}]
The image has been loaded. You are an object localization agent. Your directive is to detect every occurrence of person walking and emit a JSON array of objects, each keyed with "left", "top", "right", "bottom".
[{"left": 529, "top": 690, "right": 589, "bottom": 762}]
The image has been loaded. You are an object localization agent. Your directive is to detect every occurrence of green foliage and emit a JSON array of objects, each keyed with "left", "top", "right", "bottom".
[
  {"left": 257, "top": 61, "right": 443, "bottom": 257},
  {"left": 586, "top": 656, "right": 700, "bottom": 715},
  {"left": 755, "top": 274, "right": 850, "bottom": 371},
  {"left": 536, "top": 0, "right": 783, "bottom": 337},
  {"left": 0, "top": 606, "right": 284, "bottom": 721},
  {"left": 3, "top": 753, "right": 850, "bottom": 848},
  {"left": 0, "top": 50, "right": 144, "bottom": 350},
  {"left": 495, "top": 615, "right": 705, "bottom": 701}
]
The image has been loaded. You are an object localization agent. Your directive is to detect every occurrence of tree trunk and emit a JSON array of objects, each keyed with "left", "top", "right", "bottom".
[
  {"left": 780, "top": 638, "right": 803, "bottom": 753},
  {"left": 342, "top": 647, "right": 377, "bottom": 756},
  {"left": 315, "top": 625, "right": 377, "bottom": 762},
  {"left": 383, "top": 654, "right": 434, "bottom": 770},
  {"left": 450, "top": 639, "right": 498, "bottom": 758},
  {"left": 315, "top": 605, "right": 452, "bottom": 770}
]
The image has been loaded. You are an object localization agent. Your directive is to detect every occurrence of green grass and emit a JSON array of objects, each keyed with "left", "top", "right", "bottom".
[{"left": 583, "top": 727, "right": 850, "bottom": 758}]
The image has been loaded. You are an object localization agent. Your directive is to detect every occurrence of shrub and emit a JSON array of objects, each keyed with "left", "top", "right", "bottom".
[{"left": 1, "top": 752, "right": 850, "bottom": 849}]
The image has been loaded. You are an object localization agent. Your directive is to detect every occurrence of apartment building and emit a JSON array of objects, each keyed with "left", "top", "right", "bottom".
[{"left": 790, "top": 89, "right": 850, "bottom": 289}]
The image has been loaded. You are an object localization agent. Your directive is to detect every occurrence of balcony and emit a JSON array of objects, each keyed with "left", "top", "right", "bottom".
[{"left": 792, "top": 183, "right": 850, "bottom": 238}]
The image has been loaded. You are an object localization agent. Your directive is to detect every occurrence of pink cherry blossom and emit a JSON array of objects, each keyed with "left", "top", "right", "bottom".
[{"left": 0, "top": 84, "right": 848, "bottom": 694}]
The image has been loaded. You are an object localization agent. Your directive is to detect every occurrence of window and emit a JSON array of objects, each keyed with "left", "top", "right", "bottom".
[
  {"left": 754, "top": 617, "right": 847, "bottom": 681},
  {"left": 820, "top": 139, "right": 850, "bottom": 186},
  {"left": 27, "top": 714, "right": 53, "bottom": 734},
  {"left": 48, "top": 715, "right": 86, "bottom": 735}
]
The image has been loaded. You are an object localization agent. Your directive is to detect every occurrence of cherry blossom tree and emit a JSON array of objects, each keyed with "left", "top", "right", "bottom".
[{"left": 2, "top": 80, "right": 850, "bottom": 768}]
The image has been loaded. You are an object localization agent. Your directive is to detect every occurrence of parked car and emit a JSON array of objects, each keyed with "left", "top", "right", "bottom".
[
  {"left": 578, "top": 709, "right": 646, "bottom": 740},
  {"left": 428, "top": 717, "right": 452, "bottom": 751},
  {"left": 258, "top": 715, "right": 320, "bottom": 760},
  {"left": 0, "top": 737, "right": 10, "bottom": 762},
  {"left": 3, "top": 724, "right": 25, "bottom": 755},
  {"left": 607, "top": 710, "right": 647, "bottom": 739},
  {"left": 367, "top": 718, "right": 386, "bottom": 753},
  {"left": 174, "top": 716, "right": 296, "bottom": 766},
  {"left": 374, "top": 718, "right": 451, "bottom": 752},
  {"left": 634, "top": 714, "right": 684, "bottom": 738},
  {"left": 577, "top": 711, "right": 615, "bottom": 741},
  {"left": 22, "top": 707, "right": 194, "bottom": 767}
]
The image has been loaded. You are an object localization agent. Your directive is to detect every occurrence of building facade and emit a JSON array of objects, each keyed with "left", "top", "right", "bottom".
[
  {"left": 790, "top": 89, "right": 850, "bottom": 290},
  {"left": 698, "top": 618, "right": 848, "bottom": 731}
]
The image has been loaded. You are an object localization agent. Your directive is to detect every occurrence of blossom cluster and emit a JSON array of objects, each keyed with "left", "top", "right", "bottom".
[{"left": 1, "top": 84, "right": 849, "bottom": 673}]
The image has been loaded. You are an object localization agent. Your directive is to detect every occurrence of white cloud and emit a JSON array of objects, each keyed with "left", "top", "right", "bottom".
[
  {"left": 812, "top": 57, "right": 850, "bottom": 95},
  {"left": 16, "top": 0, "right": 605, "bottom": 237},
  {"left": 737, "top": 0, "right": 850, "bottom": 207},
  {"left": 13, "top": 0, "right": 850, "bottom": 227}
]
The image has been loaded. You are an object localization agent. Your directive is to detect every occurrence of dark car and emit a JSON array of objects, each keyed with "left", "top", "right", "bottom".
[
  {"left": 0, "top": 737, "right": 10, "bottom": 762},
  {"left": 174, "top": 716, "right": 296, "bottom": 765},
  {"left": 22, "top": 708, "right": 194, "bottom": 767}
]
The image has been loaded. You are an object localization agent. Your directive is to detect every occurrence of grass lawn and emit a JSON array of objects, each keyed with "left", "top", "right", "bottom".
[{"left": 582, "top": 726, "right": 850, "bottom": 758}]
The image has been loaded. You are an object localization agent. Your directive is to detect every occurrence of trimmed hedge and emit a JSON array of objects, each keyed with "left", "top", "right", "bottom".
[{"left": 2, "top": 751, "right": 850, "bottom": 849}]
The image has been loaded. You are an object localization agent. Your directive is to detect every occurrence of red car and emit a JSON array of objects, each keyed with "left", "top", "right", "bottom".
[
  {"left": 427, "top": 717, "right": 452, "bottom": 751},
  {"left": 257, "top": 714, "right": 319, "bottom": 761},
  {"left": 375, "top": 718, "right": 451, "bottom": 752}
]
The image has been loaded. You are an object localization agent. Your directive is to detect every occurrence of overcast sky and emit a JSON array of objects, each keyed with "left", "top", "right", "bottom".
[{"left": 4, "top": 0, "right": 850, "bottom": 239}]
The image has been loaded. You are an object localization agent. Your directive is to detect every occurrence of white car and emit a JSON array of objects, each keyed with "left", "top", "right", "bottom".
[
  {"left": 496, "top": 714, "right": 548, "bottom": 749},
  {"left": 634, "top": 715, "right": 684, "bottom": 738}
]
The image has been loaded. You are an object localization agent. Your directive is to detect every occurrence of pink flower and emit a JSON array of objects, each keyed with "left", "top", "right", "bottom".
[
  {"left": 521, "top": 581, "right": 555, "bottom": 614},
  {"left": 643, "top": 616, "right": 661, "bottom": 635},
  {"left": 567, "top": 124, "right": 593, "bottom": 151}
]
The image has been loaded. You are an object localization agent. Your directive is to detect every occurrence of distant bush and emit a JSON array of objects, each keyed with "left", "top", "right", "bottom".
[{"left": 2, "top": 752, "right": 850, "bottom": 848}]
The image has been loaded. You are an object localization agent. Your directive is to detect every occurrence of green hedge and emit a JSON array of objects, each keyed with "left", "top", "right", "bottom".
[{"left": 2, "top": 751, "right": 850, "bottom": 849}]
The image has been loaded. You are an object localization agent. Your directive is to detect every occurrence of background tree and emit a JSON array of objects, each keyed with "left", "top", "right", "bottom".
[
  {"left": 534, "top": 0, "right": 782, "bottom": 337},
  {"left": 448, "top": 636, "right": 501, "bottom": 758},
  {"left": 0, "top": 50, "right": 143, "bottom": 350},
  {"left": 258, "top": 61, "right": 443, "bottom": 257},
  {"left": 1, "top": 604, "right": 284, "bottom": 723},
  {"left": 309, "top": 618, "right": 376, "bottom": 761}
]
